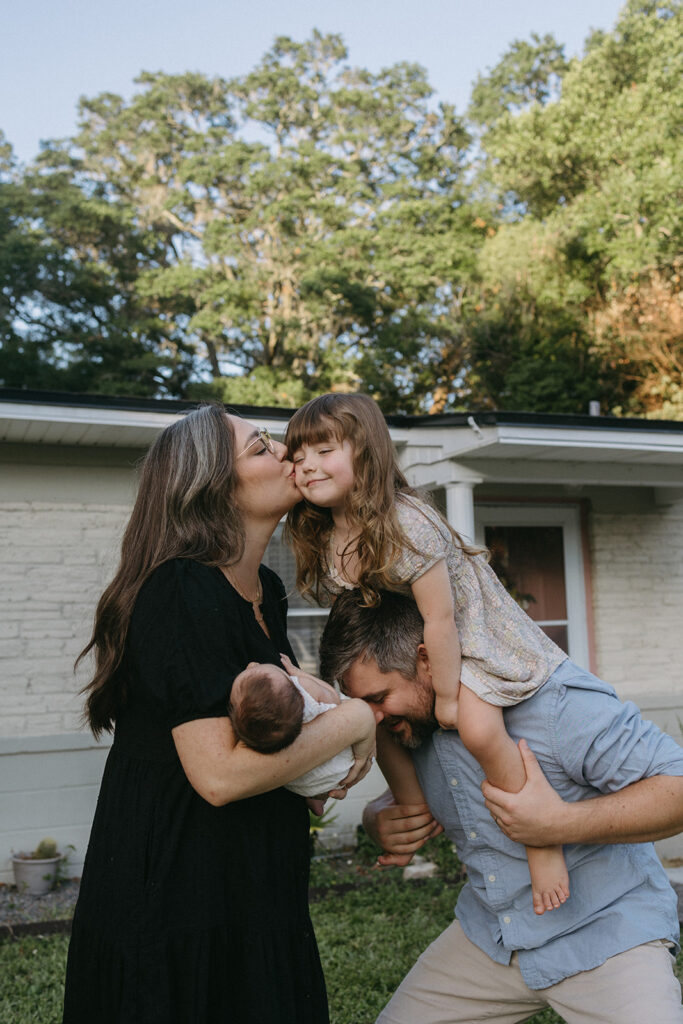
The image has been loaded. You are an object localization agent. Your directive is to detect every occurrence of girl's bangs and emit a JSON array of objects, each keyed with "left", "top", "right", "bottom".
[{"left": 285, "top": 413, "right": 344, "bottom": 454}]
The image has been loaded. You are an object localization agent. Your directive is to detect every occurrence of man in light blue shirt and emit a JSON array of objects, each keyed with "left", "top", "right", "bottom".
[{"left": 320, "top": 591, "right": 683, "bottom": 1024}]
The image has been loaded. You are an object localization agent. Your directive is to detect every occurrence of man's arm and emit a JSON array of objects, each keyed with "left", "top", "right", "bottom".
[
  {"left": 362, "top": 788, "right": 443, "bottom": 863},
  {"left": 482, "top": 739, "right": 683, "bottom": 847}
]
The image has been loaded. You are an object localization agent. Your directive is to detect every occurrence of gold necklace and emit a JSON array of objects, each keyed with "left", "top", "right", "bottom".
[{"left": 223, "top": 568, "right": 268, "bottom": 633}]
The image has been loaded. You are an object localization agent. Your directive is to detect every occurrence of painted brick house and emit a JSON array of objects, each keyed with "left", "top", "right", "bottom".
[{"left": 1, "top": 389, "right": 682, "bottom": 881}]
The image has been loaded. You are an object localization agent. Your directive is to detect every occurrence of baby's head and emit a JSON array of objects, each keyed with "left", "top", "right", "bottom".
[{"left": 229, "top": 664, "right": 304, "bottom": 754}]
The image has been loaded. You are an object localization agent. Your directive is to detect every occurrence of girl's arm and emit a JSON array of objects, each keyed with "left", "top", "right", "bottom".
[
  {"left": 411, "top": 559, "right": 461, "bottom": 729},
  {"left": 173, "top": 697, "right": 376, "bottom": 806}
]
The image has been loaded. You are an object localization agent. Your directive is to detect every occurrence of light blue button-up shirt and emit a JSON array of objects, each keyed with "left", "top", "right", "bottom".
[{"left": 412, "top": 659, "right": 683, "bottom": 989}]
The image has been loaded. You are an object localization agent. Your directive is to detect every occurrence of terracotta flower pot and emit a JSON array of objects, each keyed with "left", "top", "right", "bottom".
[{"left": 11, "top": 854, "right": 61, "bottom": 896}]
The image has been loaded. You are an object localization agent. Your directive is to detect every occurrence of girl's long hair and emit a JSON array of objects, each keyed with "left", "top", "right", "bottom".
[
  {"left": 78, "top": 404, "right": 244, "bottom": 737},
  {"left": 284, "top": 394, "right": 482, "bottom": 608}
]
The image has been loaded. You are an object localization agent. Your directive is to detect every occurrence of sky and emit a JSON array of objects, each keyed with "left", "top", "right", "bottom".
[{"left": 3, "top": 0, "right": 627, "bottom": 165}]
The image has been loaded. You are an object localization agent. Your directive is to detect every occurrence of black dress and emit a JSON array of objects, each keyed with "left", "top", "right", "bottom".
[{"left": 63, "top": 559, "right": 329, "bottom": 1024}]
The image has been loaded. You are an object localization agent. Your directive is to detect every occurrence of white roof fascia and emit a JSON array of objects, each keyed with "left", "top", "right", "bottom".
[
  {"left": 0, "top": 401, "right": 294, "bottom": 448},
  {"left": 453, "top": 456, "right": 683, "bottom": 489},
  {"left": 494, "top": 423, "right": 683, "bottom": 457},
  {"left": 399, "top": 422, "right": 683, "bottom": 464}
]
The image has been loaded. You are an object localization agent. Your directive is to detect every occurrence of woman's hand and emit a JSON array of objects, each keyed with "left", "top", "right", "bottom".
[
  {"left": 280, "top": 653, "right": 340, "bottom": 705},
  {"left": 328, "top": 705, "right": 376, "bottom": 798}
]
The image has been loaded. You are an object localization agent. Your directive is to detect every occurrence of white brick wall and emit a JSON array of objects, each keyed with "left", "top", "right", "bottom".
[
  {"left": 0, "top": 502, "right": 129, "bottom": 736},
  {"left": 1, "top": 478, "right": 682, "bottom": 869},
  {"left": 0, "top": 733, "right": 112, "bottom": 884},
  {"left": 590, "top": 501, "right": 683, "bottom": 700}
]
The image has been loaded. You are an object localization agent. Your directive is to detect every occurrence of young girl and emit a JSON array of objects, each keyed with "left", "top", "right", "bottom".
[{"left": 285, "top": 393, "right": 570, "bottom": 916}]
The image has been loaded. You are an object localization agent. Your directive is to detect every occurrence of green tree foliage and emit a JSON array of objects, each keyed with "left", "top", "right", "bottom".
[
  {"left": 468, "top": 33, "right": 568, "bottom": 129},
  {"left": 0, "top": 9, "right": 680, "bottom": 416},
  {"left": 467, "top": 0, "right": 682, "bottom": 417},
  {"left": 8, "top": 34, "right": 478, "bottom": 408},
  {"left": 0, "top": 133, "right": 196, "bottom": 395}
]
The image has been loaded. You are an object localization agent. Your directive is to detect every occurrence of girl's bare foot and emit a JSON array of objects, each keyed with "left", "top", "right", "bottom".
[{"left": 527, "top": 845, "right": 570, "bottom": 915}]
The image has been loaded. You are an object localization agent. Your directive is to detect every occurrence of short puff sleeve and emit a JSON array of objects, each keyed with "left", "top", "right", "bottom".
[
  {"left": 127, "top": 559, "right": 251, "bottom": 728},
  {"left": 391, "top": 497, "right": 457, "bottom": 586}
]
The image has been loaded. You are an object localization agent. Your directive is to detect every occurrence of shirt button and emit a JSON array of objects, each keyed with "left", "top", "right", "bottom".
[
  {"left": 450, "top": 778, "right": 458, "bottom": 787},
  {"left": 469, "top": 831, "right": 477, "bottom": 839},
  {"left": 488, "top": 874, "right": 496, "bottom": 882},
  {"left": 503, "top": 916, "right": 511, "bottom": 924}
]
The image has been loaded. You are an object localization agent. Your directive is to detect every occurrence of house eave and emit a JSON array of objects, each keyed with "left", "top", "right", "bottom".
[{"left": 1, "top": 390, "right": 683, "bottom": 487}]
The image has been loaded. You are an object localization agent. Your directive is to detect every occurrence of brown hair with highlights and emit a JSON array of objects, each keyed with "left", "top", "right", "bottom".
[
  {"left": 284, "top": 393, "right": 481, "bottom": 608},
  {"left": 78, "top": 404, "right": 244, "bottom": 737}
]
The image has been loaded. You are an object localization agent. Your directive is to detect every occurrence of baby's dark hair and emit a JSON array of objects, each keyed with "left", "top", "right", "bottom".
[{"left": 230, "top": 668, "right": 305, "bottom": 754}]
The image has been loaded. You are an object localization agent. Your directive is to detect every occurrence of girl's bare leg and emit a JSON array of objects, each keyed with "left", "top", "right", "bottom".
[{"left": 458, "top": 686, "right": 570, "bottom": 916}]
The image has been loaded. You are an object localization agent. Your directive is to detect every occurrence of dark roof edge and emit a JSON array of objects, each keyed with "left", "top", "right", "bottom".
[
  {"left": 0, "top": 387, "right": 298, "bottom": 419},
  {"left": 1, "top": 388, "right": 683, "bottom": 434},
  {"left": 384, "top": 409, "right": 683, "bottom": 433}
]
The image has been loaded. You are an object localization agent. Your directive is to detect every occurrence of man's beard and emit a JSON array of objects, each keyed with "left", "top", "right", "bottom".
[
  {"left": 386, "top": 684, "right": 437, "bottom": 750},
  {"left": 396, "top": 716, "right": 438, "bottom": 750}
]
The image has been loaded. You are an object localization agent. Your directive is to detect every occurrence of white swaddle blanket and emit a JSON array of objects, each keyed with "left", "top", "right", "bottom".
[{"left": 284, "top": 676, "right": 355, "bottom": 798}]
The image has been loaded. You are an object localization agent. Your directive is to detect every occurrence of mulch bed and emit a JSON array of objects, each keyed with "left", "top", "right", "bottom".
[
  {"left": 0, "top": 869, "right": 446, "bottom": 941},
  {"left": 0, "top": 874, "right": 386, "bottom": 941},
  {"left": 0, "top": 879, "right": 80, "bottom": 940}
]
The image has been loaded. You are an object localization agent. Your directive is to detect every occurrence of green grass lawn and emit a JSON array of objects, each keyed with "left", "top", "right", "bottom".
[{"left": 1, "top": 836, "right": 682, "bottom": 1024}]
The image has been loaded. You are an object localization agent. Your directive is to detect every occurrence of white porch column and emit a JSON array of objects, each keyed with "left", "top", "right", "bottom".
[{"left": 445, "top": 481, "right": 476, "bottom": 542}]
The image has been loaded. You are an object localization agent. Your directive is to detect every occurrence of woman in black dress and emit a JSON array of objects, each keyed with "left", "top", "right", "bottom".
[{"left": 62, "top": 404, "right": 376, "bottom": 1024}]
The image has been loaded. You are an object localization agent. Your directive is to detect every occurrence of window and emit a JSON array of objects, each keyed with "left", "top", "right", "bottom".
[
  {"left": 264, "top": 526, "right": 329, "bottom": 673},
  {"left": 475, "top": 504, "right": 590, "bottom": 669},
  {"left": 485, "top": 524, "right": 569, "bottom": 652}
]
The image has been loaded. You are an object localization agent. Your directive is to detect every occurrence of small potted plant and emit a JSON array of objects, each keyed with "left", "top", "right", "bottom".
[{"left": 11, "top": 837, "right": 64, "bottom": 896}]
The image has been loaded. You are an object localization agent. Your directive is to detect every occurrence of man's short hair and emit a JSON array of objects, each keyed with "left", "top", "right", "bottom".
[{"left": 319, "top": 590, "right": 425, "bottom": 688}]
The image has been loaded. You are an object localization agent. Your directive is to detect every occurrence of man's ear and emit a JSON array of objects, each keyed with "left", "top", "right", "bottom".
[{"left": 416, "top": 643, "right": 431, "bottom": 675}]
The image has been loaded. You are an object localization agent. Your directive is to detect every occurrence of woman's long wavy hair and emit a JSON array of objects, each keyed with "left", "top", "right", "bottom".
[
  {"left": 78, "top": 404, "right": 244, "bottom": 737},
  {"left": 284, "top": 393, "right": 482, "bottom": 608}
]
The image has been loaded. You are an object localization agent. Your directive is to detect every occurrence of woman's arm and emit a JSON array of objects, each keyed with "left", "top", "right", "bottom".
[{"left": 174, "top": 697, "right": 376, "bottom": 806}]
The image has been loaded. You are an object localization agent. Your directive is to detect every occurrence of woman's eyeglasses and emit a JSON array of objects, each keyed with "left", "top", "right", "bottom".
[{"left": 237, "top": 428, "right": 276, "bottom": 458}]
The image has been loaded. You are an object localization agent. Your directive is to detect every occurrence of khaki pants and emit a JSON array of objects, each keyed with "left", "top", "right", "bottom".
[{"left": 377, "top": 920, "right": 683, "bottom": 1024}]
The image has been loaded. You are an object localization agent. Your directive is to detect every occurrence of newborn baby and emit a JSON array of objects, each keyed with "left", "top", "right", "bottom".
[{"left": 229, "top": 654, "right": 354, "bottom": 804}]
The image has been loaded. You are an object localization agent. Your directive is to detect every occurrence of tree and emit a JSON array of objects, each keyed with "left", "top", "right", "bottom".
[
  {"left": 37, "top": 34, "right": 481, "bottom": 410},
  {"left": 2, "top": 13, "right": 680, "bottom": 416},
  {"left": 465, "top": 0, "right": 683, "bottom": 418},
  {"left": 468, "top": 33, "right": 568, "bottom": 130},
  {"left": 0, "top": 133, "right": 196, "bottom": 395}
]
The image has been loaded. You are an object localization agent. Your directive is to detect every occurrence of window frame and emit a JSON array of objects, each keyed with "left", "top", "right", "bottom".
[{"left": 474, "top": 503, "right": 590, "bottom": 670}]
